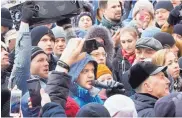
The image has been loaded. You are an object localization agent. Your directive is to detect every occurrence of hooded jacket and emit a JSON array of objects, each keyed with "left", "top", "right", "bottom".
[
  {"left": 85, "top": 25, "right": 114, "bottom": 67},
  {"left": 68, "top": 55, "right": 103, "bottom": 107},
  {"left": 132, "top": 93, "right": 158, "bottom": 117}
]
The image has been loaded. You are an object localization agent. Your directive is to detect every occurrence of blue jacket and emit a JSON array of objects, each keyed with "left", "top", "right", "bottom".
[{"left": 68, "top": 55, "right": 103, "bottom": 107}]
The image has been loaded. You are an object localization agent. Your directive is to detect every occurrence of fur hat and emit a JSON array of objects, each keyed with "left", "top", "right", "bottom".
[
  {"left": 129, "top": 61, "right": 167, "bottom": 89},
  {"left": 1, "top": 8, "right": 13, "bottom": 29},
  {"left": 132, "top": 0, "right": 154, "bottom": 19},
  {"left": 31, "top": 26, "right": 55, "bottom": 46},
  {"left": 85, "top": 25, "right": 114, "bottom": 63},
  {"left": 97, "top": 64, "right": 112, "bottom": 79}
]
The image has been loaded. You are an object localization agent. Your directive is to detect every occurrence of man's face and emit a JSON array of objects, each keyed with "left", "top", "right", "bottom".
[
  {"left": 90, "top": 47, "right": 107, "bottom": 64},
  {"left": 135, "top": 48, "right": 156, "bottom": 62},
  {"left": 1, "top": 47, "right": 10, "bottom": 70},
  {"left": 164, "top": 52, "right": 180, "bottom": 79},
  {"left": 53, "top": 37, "right": 66, "bottom": 57},
  {"left": 103, "top": 0, "right": 122, "bottom": 22},
  {"left": 78, "top": 16, "right": 93, "bottom": 30},
  {"left": 147, "top": 72, "right": 170, "bottom": 98},
  {"left": 30, "top": 53, "right": 49, "bottom": 79},
  {"left": 38, "top": 35, "right": 55, "bottom": 55},
  {"left": 76, "top": 62, "right": 95, "bottom": 90},
  {"left": 135, "top": 10, "right": 152, "bottom": 29},
  {"left": 170, "top": 0, "right": 181, "bottom": 7},
  {"left": 155, "top": 9, "right": 170, "bottom": 27},
  {"left": 120, "top": 32, "right": 137, "bottom": 54}
]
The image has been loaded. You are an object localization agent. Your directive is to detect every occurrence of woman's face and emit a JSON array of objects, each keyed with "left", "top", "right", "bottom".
[
  {"left": 120, "top": 32, "right": 137, "bottom": 54},
  {"left": 135, "top": 9, "right": 152, "bottom": 29},
  {"left": 164, "top": 52, "right": 180, "bottom": 80},
  {"left": 78, "top": 16, "right": 93, "bottom": 30}
]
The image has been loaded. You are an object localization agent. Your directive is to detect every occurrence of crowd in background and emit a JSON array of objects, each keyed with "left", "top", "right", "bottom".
[{"left": 1, "top": 0, "right": 182, "bottom": 117}]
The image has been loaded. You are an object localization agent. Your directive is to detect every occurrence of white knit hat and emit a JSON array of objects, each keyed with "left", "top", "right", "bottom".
[
  {"left": 4, "top": 29, "right": 17, "bottom": 46},
  {"left": 132, "top": 0, "right": 154, "bottom": 19},
  {"left": 104, "top": 94, "right": 138, "bottom": 117}
]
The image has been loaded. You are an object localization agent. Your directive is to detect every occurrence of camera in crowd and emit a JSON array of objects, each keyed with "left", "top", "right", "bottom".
[{"left": 9, "top": 0, "right": 84, "bottom": 30}]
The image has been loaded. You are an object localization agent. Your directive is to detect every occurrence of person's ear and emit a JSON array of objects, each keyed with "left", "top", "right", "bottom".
[{"left": 144, "top": 81, "right": 153, "bottom": 92}]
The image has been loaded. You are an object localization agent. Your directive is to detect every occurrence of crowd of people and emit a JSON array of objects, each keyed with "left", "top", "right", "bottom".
[{"left": 1, "top": 0, "right": 182, "bottom": 117}]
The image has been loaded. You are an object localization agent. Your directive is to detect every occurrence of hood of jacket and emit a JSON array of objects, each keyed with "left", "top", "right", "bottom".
[
  {"left": 68, "top": 55, "right": 98, "bottom": 96},
  {"left": 132, "top": 93, "right": 157, "bottom": 116},
  {"left": 85, "top": 25, "right": 114, "bottom": 63}
]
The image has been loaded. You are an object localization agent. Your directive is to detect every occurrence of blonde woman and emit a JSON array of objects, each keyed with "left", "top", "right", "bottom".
[{"left": 152, "top": 49, "right": 182, "bottom": 92}]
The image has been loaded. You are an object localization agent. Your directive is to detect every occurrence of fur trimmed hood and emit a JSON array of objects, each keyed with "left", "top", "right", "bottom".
[{"left": 85, "top": 25, "right": 114, "bottom": 63}]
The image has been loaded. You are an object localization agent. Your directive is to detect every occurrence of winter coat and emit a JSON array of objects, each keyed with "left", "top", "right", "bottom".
[
  {"left": 132, "top": 93, "right": 158, "bottom": 117},
  {"left": 9, "top": 23, "right": 31, "bottom": 95},
  {"left": 41, "top": 102, "right": 66, "bottom": 117},
  {"left": 120, "top": 70, "right": 135, "bottom": 97},
  {"left": 112, "top": 49, "right": 132, "bottom": 82},
  {"left": 45, "top": 71, "right": 71, "bottom": 109},
  {"left": 68, "top": 55, "right": 103, "bottom": 107},
  {"left": 49, "top": 54, "right": 58, "bottom": 71}
]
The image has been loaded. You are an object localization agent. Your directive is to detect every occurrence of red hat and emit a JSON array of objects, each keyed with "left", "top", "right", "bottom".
[{"left": 65, "top": 97, "right": 80, "bottom": 117}]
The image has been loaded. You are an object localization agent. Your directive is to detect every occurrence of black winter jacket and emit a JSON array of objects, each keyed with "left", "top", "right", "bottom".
[
  {"left": 132, "top": 93, "right": 158, "bottom": 117},
  {"left": 45, "top": 71, "right": 71, "bottom": 109},
  {"left": 112, "top": 49, "right": 131, "bottom": 82}
]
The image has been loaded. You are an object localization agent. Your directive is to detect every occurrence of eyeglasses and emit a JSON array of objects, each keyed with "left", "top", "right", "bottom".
[{"left": 90, "top": 53, "right": 107, "bottom": 58}]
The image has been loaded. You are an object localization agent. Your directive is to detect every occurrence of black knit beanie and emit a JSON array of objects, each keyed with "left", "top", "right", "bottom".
[
  {"left": 76, "top": 12, "right": 94, "bottom": 27},
  {"left": 31, "top": 46, "right": 47, "bottom": 60},
  {"left": 1, "top": 8, "right": 13, "bottom": 29},
  {"left": 153, "top": 32, "right": 175, "bottom": 47},
  {"left": 154, "top": 1, "right": 174, "bottom": 11},
  {"left": 31, "top": 26, "right": 55, "bottom": 46},
  {"left": 174, "top": 24, "right": 182, "bottom": 36}
]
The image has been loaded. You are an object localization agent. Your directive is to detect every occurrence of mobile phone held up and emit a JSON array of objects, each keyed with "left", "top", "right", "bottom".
[
  {"left": 27, "top": 78, "right": 41, "bottom": 107},
  {"left": 82, "top": 38, "right": 98, "bottom": 54},
  {"left": 10, "top": 89, "right": 22, "bottom": 117}
]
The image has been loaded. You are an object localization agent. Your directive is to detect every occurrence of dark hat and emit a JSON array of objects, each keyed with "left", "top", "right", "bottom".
[
  {"left": 136, "top": 37, "right": 163, "bottom": 51},
  {"left": 31, "top": 46, "right": 46, "bottom": 60},
  {"left": 129, "top": 61, "right": 167, "bottom": 89},
  {"left": 173, "top": 24, "right": 182, "bottom": 36},
  {"left": 76, "top": 103, "right": 110, "bottom": 117},
  {"left": 154, "top": 1, "right": 174, "bottom": 11},
  {"left": 76, "top": 12, "right": 94, "bottom": 26},
  {"left": 1, "top": 8, "right": 13, "bottom": 29},
  {"left": 154, "top": 92, "right": 182, "bottom": 117},
  {"left": 31, "top": 26, "right": 55, "bottom": 46},
  {"left": 153, "top": 32, "right": 175, "bottom": 48}
]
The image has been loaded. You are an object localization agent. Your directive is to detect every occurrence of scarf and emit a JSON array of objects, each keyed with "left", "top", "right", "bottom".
[
  {"left": 122, "top": 50, "right": 136, "bottom": 64},
  {"left": 101, "top": 16, "right": 122, "bottom": 32}
]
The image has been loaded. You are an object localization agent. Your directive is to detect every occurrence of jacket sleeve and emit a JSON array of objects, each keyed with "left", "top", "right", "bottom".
[
  {"left": 45, "top": 71, "right": 71, "bottom": 109},
  {"left": 41, "top": 102, "right": 66, "bottom": 117},
  {"left": 9, "top": 23, "right": 31, "bottom": 95}
]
